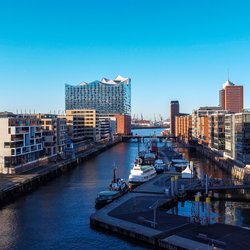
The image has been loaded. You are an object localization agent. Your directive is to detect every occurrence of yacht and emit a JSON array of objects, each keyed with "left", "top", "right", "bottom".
[{"left": 128, "top": 158, "right": 157, "bottom": 185}]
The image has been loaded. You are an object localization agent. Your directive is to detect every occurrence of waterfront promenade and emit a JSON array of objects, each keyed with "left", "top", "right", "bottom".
[
  {"left": 0, "top": 138, "right": 121, "bottom": 207},
  {"left": 1, "top": 131, "right": 250, "bottom": 250},
  {"left": 89, "top": 141, "right": 250, "bottom": 249},
  {"left": 91, "top": 173, "right": 250, "bottom": 249}
]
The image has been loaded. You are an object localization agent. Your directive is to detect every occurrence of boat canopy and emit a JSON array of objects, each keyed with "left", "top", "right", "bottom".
[{"left": 181, "top": 165, "right": 194, "bottom": 179}]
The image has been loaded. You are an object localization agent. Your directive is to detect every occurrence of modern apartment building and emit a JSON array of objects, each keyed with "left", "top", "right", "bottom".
[
  {"left": 65, "top": 75, "right": 131, "bottom": 135},
  {"left": 219, "top": 80, "right": 244, "bottom": 113},
  {"left": 98, "top": 115, "right": 123, "bottom": 140},
  {"left": 65, "top": 109, "right": 101, "bottom": 142},
  {"left": 59, "top": 114, "right": 85, "bottom": 143},
  {"left": 224, "top": 112, "right": 250, "bottom": 164},
  {"left": 192, "top": 106, "right": 222, "bottom": 142},
  {"left": 0, "top": 113, "right": 43, "bottom": 174},
  {"left": 37, "top": 114, "right": 67, "bottom": 157},
  {"left": 99, "top": 116, "right": 111, "bottom": 140},
  {"left": 225, "top": 114, "right": 236, "bottom": 159},
  {"left": 199, "top": 115, "right": 209, "bottom": 145},
  {"left": 234, "top": 112, "right": 250, "bottom": 164},
  {"left": 170, "top": 100, "right": 179, "bottom": 136},
  {"left": 175, "top": 115, "right": 192, "bottom": 143},
  {"left": 209, "top": 113, "right": 226, "bottom": 151}
]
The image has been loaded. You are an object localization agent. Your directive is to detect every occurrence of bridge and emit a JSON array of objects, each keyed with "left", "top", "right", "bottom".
[{"left": 121, "top": 135, "right": 177, "bottom": 142}]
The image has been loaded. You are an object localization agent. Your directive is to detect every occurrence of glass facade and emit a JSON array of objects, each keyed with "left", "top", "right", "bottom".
[
  {"left": 225, "top": 114, "right": 235, "bottom": 158},
  {"left": 65, "top": 76, "right": 131, "bottom": 115},
  {"left": 235, "top": 113, "right": 250, "bottom": 163}
]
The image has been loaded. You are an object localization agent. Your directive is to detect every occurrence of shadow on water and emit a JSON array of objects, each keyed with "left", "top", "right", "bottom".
[{"left": 0, "top": 128, "right": 249, "bottom": 249}]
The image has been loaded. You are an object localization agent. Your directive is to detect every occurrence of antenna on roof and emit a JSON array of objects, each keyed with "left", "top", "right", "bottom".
[{"left": 227, "top": 68, "right": 230, "bottom": 81}]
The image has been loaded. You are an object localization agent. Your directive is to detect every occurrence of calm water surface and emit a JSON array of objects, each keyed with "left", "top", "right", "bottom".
[{"left": 0, "top": 129, "right": 249, "bottom": 250}]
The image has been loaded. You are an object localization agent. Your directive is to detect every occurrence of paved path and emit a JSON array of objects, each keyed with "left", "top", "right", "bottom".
[{"left": 91, "top": 174, "right": 250, "bottom": 249}]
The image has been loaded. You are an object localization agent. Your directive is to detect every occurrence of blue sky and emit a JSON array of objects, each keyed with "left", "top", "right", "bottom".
[{"left": 1, "top": 0, "right": 250, "bottom": 120}]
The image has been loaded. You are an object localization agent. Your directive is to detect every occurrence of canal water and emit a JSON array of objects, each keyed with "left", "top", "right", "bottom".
[{"left": 0, "top": 129, "right": 249, "bottom": 250}]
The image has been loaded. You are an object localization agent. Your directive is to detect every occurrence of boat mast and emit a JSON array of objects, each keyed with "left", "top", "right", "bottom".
[
  {"left": 138, "top": 140, "right": 141, "bottom": 163},
  {"left": 113, "top": 167, "right": 116, "bottom": 183}
]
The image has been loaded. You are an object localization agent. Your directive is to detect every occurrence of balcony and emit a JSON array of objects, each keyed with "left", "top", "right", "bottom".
[
  {"left": 36, "top": 139, "right": 42, "bottom": 143},
  {"left": 31, "top": 145, "right": 38, "bottom": 151},
  {"left": 35, "top": 133, "right": 42, "bottom": 139},
  {"left": 11, "top": 142, "right": 24, "bottom": 148},
  {"left": 16, "top": 150, "right": 21, "bottom": 155},
  {"left": 44, "top": 142, "right": 56, "bottom": 147},
  {"left": 11, "top": 135, "right": 24, "bottom": 142},
  {"left": 22, "top": 147, "right": 30, "bottom": 153}
]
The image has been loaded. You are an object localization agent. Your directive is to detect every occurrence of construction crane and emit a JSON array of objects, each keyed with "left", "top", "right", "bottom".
[{"left": 159, "top": 114, "right": 163, "bottom": 126}]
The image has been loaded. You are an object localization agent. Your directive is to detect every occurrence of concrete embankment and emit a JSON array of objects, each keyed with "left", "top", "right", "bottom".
[
  {"left": 0, "top": 139, "right": 121, "bottom": 208},
  {"left": 193, "top": 144, "right": 250, "bottom": 184},
  {"left": 90, "top": 173, "right": 250, "bottom": 250}
]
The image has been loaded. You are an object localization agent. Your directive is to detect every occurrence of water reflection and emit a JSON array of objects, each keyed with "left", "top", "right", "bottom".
[
  {"left": 0, "top": 128, "right": 249, "bottom": 250},
  {"left": 168, "top": 199, "right": 250, "bottom": 228}
]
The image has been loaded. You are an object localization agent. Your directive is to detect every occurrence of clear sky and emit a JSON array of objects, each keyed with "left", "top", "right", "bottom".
[{"left": 1, "top": 0, "right": 250, "bottom": 120}]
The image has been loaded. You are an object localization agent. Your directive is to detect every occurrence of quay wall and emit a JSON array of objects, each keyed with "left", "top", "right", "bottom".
[
  {"left": 0, "top": 139, "right": 121, "bottom": 208},
  {"left": 90, "top": 217, "right": 156, "bottom": 247},
  {"left": 186, "top": 143, "right": 250, "bottom": 184}
]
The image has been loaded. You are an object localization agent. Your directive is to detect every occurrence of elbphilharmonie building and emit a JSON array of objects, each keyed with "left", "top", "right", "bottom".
[{"left": 65, "top": 75, "right": 131, "bottom": 115}]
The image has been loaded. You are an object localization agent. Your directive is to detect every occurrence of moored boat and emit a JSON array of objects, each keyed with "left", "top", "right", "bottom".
[
  {"left": 150, "top": 138, "right": 158, "bottom": 153},
  {"left": 154, "top": 159, "right": 165, "bottom": 174},
  {"left": 95, "top": 168, "right": 129, "bottom": 208},
  {"left": 171, "top": 159, "right": 189, "bottom": 172},
  {"left": 95, "top": 190, "right": 123, "bottom": 208},
  {"left": 128, "top": 158, "right": 157, "bottom": 186},
  {"left": 181, "top": 163, "right": 194, "bottom": 179},
  {"left": 143, "top": 152, "right": 156, "bottom": 165}
]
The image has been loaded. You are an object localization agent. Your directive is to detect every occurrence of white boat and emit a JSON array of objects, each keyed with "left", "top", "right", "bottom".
[
  {"left": 154, "top": 159, "right": 165, "bottom": 167},
  {"left": 171, "top": 159, "right": 189, "bottom": 172},
  {"left": 128, "top": 160, "right": 157, "bottom": 185},
  {"left": 181, "top": 164, "right": 194, "bottom": 179},
  {"left": 154, "top": 159, "right": 165, "bottom": 174},
  {"left": 171, "top": 159, "right": 189, "bottom": 165}
]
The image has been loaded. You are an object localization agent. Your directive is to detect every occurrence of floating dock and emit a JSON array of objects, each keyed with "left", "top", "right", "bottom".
[{"left": 90, "top": 173, "right": 250, "bottom": 249}]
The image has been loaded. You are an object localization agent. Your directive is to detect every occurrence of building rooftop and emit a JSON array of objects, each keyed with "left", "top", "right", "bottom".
[
  {"left": 198, "top": 106, "right": 222, "bottom": 111},
  {"left": 0, "top": 111, "right": 16, "bottom": 118},
  {"left": 223, "top": 80, "right": 235, "bottom": 89},
  {"left": 77, "top": 75, "right": 130, "bottom": 86}
]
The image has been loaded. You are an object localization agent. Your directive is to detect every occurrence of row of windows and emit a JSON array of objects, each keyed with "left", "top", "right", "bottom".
[{"left": 65, "top": 84, "right": 131, "bottom": 115}]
